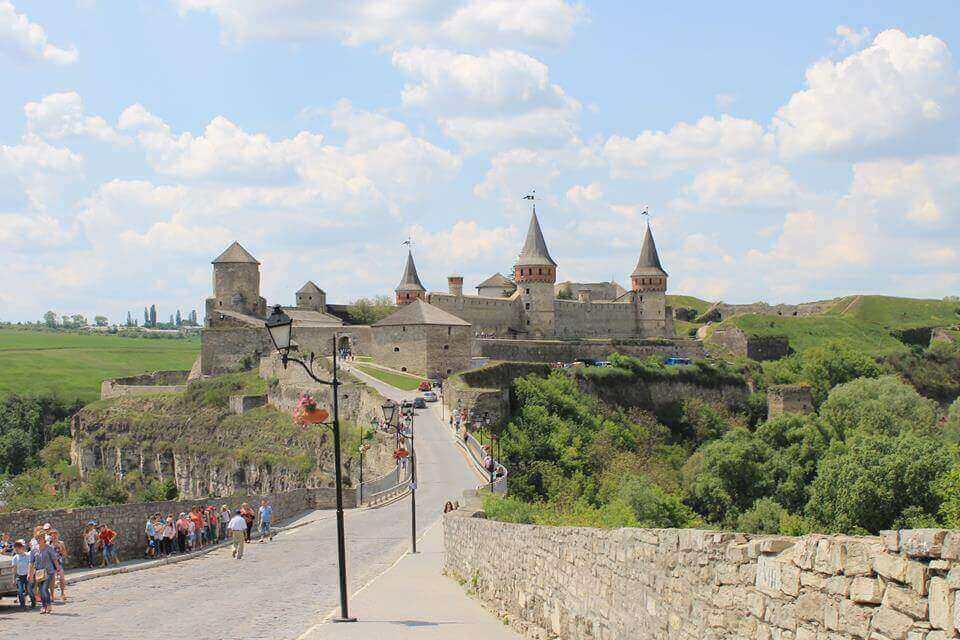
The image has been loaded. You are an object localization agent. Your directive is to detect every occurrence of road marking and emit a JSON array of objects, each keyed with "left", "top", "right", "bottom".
[{"left": 294, "top": 518, "right": 443, "bottom": 639}]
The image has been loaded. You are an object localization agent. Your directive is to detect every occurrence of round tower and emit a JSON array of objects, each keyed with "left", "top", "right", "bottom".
[
  {"left": 209, "top": 241, "right": 264, "bottom": 316},
  {"left": 514, "top": 206, "right": 557, "bottom": 338},
  {"left": 395, "top": 250, "right": 427, "bottom": 305}
]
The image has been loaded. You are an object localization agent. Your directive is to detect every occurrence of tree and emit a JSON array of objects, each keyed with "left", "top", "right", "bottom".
[
  {"left": 557, "top": 284, "right": 574, "bottom": 300},
  {"left": 126, "top": 311, "right": 133, "bottom": 326},
  {"left": 43, "top": 311, "right": 57, "bottom": 327},
  {"left": 94, "top": 315, "right": 108, "bottom": 326},
  {"left": 818, "top": 375, "right": 938, "bottom": 440},
  {"left": 806, "top": 432, "right": 951, "bottom": 533},
  {"left": 149, "top": 304, "right": 157, "bottom": 326},
  {"left": 764, "top": 340, "right": 881, "bottom": 405},
  {"left": 71, "top": 314, "right": 87, "bottom": 327},
  {"left": 144, "top": 307, "right": 149, "bottom": 326},
  {"left": 755, "top": 413, "right": 830, "bottom": 512},
  {"left": 347, "top": 296, "right": 396, "bottom": 325},
  {"left": 175, "top": 309, "right": 182, "bottom": 326},
  {"left": 0, "top": 428, "right": 33, "bottom": 474}
]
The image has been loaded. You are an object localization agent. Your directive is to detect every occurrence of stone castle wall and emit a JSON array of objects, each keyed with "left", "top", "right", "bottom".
[
  {"left": 445, "top": 515, "right": 960, "bottom": 640},
  {"left": 553, "top": 297, "right": 671, "bottom": 339},
  {"left": 429, "top": 293, "right": 521, "bottom": 336},
  {"left": 100, "top": 370, "right": 190, "bottom": 400},
  {"left": 477, "top": 337, "right": 705, "bottom": 363},
  {"left": 371, "top": 324, "right": 429, "bottom": 374},
  {"left": 768, "top": 384, "right": 815, "bottom": 418},
  {"left": 201, "top": 326, "right": 372, "bottom": 375},
  {"left": 0, "top": 487, "right": 348, "bottom": 568}
]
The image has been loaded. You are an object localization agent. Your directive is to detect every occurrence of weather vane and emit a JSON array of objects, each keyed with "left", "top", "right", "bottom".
[
  {"left": 523, "top": 189, "right": 536, "bottom": 214},
  {"left": 641, "top": 206, "right": 650, "bottom": 225},
  {"left": 401, "top": 232, "right": 413, "bottom": 248}
]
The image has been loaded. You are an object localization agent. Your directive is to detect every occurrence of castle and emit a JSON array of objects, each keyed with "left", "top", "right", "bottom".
[
  {"left": 198, "top": 205, "right": 676, "bottom": 376},
  {"left": 396, "top": 206, "right": 674, "bottom": 340}
]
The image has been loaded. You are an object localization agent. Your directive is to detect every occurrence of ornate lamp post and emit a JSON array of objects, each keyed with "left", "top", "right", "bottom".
[
  {"left": 381, "top": 399, "right": 417, "bottom": 554},
  {"left": 357, "top": 442, "right": 370, "bottom": 504},
  {"left": 264, "top": 305, "right": 356, "bottom": 623}
]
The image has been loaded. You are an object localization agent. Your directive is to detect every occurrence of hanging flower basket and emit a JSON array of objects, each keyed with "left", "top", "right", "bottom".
[
  {"left": 393, "top": 447, "right": 409, "bottom": 460},
  {"left": 294, "top": 393, "right": 329, "bottom": 425}
]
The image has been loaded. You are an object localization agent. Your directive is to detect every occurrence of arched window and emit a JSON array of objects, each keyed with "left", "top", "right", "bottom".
[{"left": 394, "top": 346, "right": 400, "bottom": 352}]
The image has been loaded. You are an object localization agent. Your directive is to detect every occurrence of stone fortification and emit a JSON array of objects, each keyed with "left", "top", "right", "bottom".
[
  {"left": 699, "top": 299, "right": 838, "bottom": 323},
  {"left": 100, "top": 370, "right": 190, "bottom": 400},
  {"left": 708, "top": 325, "right": 790, "bottom": 361},
  {"left": 768, "top": 384, "right": 815, "bottom": 417},
  {"left": 0, "top": 487, "right": 347, "bottom": 569},
  {"left": 477, "top": 337, "right": 704, "bottom": 363},
  {"left": 445, "top": 515, "right": 960, "bottom": 640}
]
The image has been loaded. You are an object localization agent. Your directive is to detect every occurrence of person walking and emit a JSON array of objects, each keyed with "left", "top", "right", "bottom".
[
  {"left": 49, "top": 529, "right": 68, "bottom": 603},
  {"left": 257, "top": 498, "right": 274, "bottom": 543},
  {"left": 162, "top": 515, "right": 176, "bottom": 556},
  {"left": 29, "top": 534, "right": 60, "bottom": 614},
  {"left": 240, "top": 502, "right": 255, "bottom": 543},
  {"left": 219, "top": 506, "right": 230, "bottom": 542},
  {"left": 82, "top": 522, "right": 98, "bottom": 568},
  {"left": 227, "top": 509, "right": 247, "bottom": 560},
  {"left": 145, "top": 515, "right": 157, "bottom": 558},
  {"left": 176, "top": 513, "right": 189, "bottom": 554},
  {"left": 9, "top": 540, "right": 34, "bottom": 609}
]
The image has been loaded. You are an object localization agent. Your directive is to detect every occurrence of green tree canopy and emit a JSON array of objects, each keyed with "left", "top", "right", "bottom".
[{"left": 818, "top": 375, "right": 938, "bottom": 440}]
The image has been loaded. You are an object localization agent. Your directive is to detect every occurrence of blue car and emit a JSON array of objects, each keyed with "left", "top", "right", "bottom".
[{"left": 665, "top": 357, "right": 692, "bottom": 366}]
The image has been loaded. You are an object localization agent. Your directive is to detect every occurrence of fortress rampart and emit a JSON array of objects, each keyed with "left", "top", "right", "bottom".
[{"left": 445, "top": 514, "right": 960, "bottom": 640}]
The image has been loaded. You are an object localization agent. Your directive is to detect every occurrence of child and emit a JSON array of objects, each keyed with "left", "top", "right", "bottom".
[
  {"left": 9, "top": 541, "right": 34, "bottom": 608},
  {"left": 0, "top": 532, "right": 13, "bottom": 555}
]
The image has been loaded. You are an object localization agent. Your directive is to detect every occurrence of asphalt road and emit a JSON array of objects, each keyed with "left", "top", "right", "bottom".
[{"left": 1, "top": 371, "right": 484, "bottom": 640}]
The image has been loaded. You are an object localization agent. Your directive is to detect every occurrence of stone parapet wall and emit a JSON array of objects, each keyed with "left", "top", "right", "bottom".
[
  {"left": 0, "top": 487, "right": 349, "bottom": 569},
  {"left": 444, "top": 515, "right": 960, "bottom": 640},
  {"left": 477, "top": 337, "right": 705, "bottom": 363},
  {"left": 100, "top": 370, "right": 190, "bottom": 400}
]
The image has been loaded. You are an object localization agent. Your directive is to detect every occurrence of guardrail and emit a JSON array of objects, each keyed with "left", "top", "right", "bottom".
[
  {"left": 359, "top": 459, "right": 413, "bottom": 507},
  {"left": 455, "top": 428, "right": 508, "bottom": 494}
]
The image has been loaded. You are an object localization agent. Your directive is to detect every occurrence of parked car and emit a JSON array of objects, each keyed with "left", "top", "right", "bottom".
[
  {"left": 423, "top": 391, "right": 438, "bottom": 402},
  {"left": 413, "top": 397, "right": 427, "bottom": 409},
  {"left": 417, "top": 380, "right": 432, "bottom": 391},
  {"left": 0, "top": 561, "right": 15, "bottom": 599},
  {"left": 665, "top": 356, "right": 692, "bottom": 366}
]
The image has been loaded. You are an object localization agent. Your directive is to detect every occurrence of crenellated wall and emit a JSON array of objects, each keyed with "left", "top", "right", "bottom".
[
  {"left": 476, "top": 337, "right": 705, "bottom": 363},
  {"left": 445, "top": 515, "right": 960, "bottom": 640}
]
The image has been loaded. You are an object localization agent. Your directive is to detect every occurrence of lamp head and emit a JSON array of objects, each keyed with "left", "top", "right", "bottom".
[
  {"left": 381, "top": 399, "right": 398, "bottom": 425},
  {"left": 265, "top": 305, "right": 293, "bottom": 355}
]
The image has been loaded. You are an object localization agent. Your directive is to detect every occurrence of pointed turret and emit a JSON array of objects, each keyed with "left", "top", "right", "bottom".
[
  {"left": 514, "top": 206, "right": 557, "bottom": 284},
  {"left": 395, "top": 250, "right": 427, "bottom": 305},
  {"left": 296, "top": 280, "right": 326, "bottom": 311},
  {"left": 212, "top": 241, "right": 259, "bottom": 264},
  {"left": 631, "top": 224, "right": 668, "bottom": 292}
]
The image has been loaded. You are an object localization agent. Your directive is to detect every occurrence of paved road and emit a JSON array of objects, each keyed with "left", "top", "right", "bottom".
[{"left": 1, "top": 371, "right": 484, "bottom": 640}]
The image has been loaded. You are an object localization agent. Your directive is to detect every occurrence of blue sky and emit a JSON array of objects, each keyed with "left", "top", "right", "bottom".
[{"left": 1, "top": 1, "right": 959, "bottom": 322}]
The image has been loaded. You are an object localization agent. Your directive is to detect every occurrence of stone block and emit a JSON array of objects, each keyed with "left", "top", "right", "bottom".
[
  {"left": 762, "top": 538, "right": 797, "bottom": 554},
  {"left": 851, "top": 576, "right": 886, "bottom": 604},
  {"left": 883, "top": 584, "right": 928, "bottom": 620},
  {"left": 875, "top": 554, "right": 909, "bottom": 583},
  {"left": 872, "top": 606, "right": 915, "bottom": 640},
  {"left": 928, "top": 577, "right": 951, "bottom": 630},
  {"left": 826, "top": 575, "right": 851, "bottom": 597},
  {"left": 796, "top": 591, "right": 826, "bottom": 624},
  {"left": 941, "top": 532, "right": 960, "bottom": 561},
  {"left": 901, "top": 530, "right": 948, "bottom": 559},
  {"left": 840, "top": 599, "right": 873, "bottom": 638},
  {"left": 881, "top": 531, "right": 901, "bottom": 554},
  {"left": 906, "top": 561, "right": 929, "bottom": 596},
  {"left": 801, "top": 571, "right": 826, "bottom": 589},
  {"left": 782, "top": 564, "right": 802, "bottom": 597},
  {"left": 816, "top": 539, "right": 846, "bottom": 575},
  {"left": 845, "top": 541, "right": 876, "bottom": 577}
]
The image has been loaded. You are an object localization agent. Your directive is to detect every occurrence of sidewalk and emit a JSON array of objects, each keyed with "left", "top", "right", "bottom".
[{"left": 299, "top": 519, "right": 519, "bottom": 640}]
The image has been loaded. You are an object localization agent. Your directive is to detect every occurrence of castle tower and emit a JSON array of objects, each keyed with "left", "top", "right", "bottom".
[
  {"left": 206, "top": 241, "right": 267, "bottom": 322},
  {"left": 296, "top": 281, "right": 326, "bottom": 312},
  {"left": 395, "top": 250, "right": 427, "bottom": 305},
  {"left": 514, "top": 206, "right": 557, "bottom": 337},
  {"left": 631, "top": 224, "right": 668, "bottom": 293},
  {"left": 447, "top": 274, "right": 464, "bottom": 297}
]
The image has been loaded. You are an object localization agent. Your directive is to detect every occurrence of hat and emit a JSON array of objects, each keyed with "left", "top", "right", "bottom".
[
  {"left": 221, "top": 505, "right": 228, "bottom": 509},
  {"left": 87, "top": 520, "right": 97, "bottom": 526},
  {"left": 14, "top": 539, "right": 25, "bottom": 546},
  {"left": 235, "top": 509, "right": 241, "bottom": 514},
  {"left": 42, "top": 523, "right": 51, "bottom": 530}
]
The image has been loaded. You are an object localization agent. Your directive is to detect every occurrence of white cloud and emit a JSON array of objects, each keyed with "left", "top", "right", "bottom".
[
  {"left": 474, "top": 143, "right": 599, "bottom": 208},
  {"left": 25, "top": 92, "right": 127, "bottom": 145},
  {"left": 0, "top": 1, "right": 78, "bottom": 64},
  {"left": 412, "top": 220, "right": 518, "bottom": 265},
  {"left": 393, "top": 48, "right": 581, "bottom": 152},
  {"left": 0, "top": 134, "right": 84, "bottom": 209},
  {"left": 175, "top": 0, "right": 584, "bottom": 49},
  {"left": 774, "top": 29, "right": 958, "bottom": 158},
  {"left": 565, "top": 182, "right": 602, "bottom": 208},
  {"left": 835, "top": 25, "right": 871, "bottom": 50},
  {"left": 843, "top": 155, "right": 960, "bottom": 224},
  {"left": 603, "top": 115, "right": 773, "bottom": 178},
  {"left": 715, "top": 93, "right": 736, "bottom": 109},
  {"left": 0, "top": 212, "right": 73, "bottom": 249},
  {"left": 672, "top": 160, "right": 804, "bottom": 211}
]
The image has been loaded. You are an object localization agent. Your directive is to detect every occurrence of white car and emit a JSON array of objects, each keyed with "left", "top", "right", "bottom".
[{"left": 423, "top": 391, "right": 438, "bottom": 402}]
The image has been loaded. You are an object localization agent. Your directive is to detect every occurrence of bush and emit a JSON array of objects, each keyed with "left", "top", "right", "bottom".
[
  {"left": 737, "top": 498, "right": 787, "bottom": 534},
  {"left": 818, "top": 375, "right": 938, "bottom": 440}
]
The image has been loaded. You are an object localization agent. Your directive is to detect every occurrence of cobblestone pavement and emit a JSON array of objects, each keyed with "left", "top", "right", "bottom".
[{"left": 0, "top": 373, "right": 484, "bottom": 640}]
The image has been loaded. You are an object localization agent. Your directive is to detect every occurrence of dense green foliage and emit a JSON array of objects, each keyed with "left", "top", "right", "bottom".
[
  {"left": 0, "top": 328, "right": 199, "bottom": 402},
  {"left": 346, "top": 296, "right": 396, "bottom": 325},
  {"left": 0, "top": 395, "right": 79, "bottom": 475},
  {"left": 489, "top": 346, "right": 960, "bottom": 534}
]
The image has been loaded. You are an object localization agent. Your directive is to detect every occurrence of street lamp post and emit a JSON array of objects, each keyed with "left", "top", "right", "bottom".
[
  {"left": 381, "top": 399, "right": 417, "bottom": 554},
  {"left": 357, "top": 442, "right": 369, "bottom": 504},
  {"left": 264, "top": 305, "right": 356, "bottom": 623}
]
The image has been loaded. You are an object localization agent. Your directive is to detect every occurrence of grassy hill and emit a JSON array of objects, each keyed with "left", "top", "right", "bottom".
[
  {"left": 825, "top": 295, "right": 960, "bottom": 328},
  {"left": 667, "top": 294, "right": 713, "bottom": 315},
  {"left": 0, "top": 329, "right": 200, "bottom": 402}
]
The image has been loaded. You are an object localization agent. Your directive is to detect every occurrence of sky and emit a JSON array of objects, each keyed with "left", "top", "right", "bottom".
[{"left": 1, "top": 1, "right": 959, "bottom": 323}]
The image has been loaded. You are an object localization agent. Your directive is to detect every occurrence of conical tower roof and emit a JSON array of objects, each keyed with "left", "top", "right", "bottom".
[
  {"left": 516, "top": 208, "right": 557, "bottom": 267},
  {"left": 632, "top": 224, "right": 667, "bottom": 277},
  {"left": 212, "top": 241, "right": 259, "bottom": 264},
  {"left": 395, "top": 250, "right": 426, "bottom": 292}
]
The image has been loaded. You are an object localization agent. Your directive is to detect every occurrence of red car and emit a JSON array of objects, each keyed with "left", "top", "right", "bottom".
[{"left": 417, "top": 380, "right": 431, "bottom": 392}]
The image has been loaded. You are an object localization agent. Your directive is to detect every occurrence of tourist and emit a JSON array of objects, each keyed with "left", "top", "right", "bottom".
[
  {"left": 257, "top": 498, "right": 274, "bottom": 542},
  {"left": 187, "top": 514, "right": 196, "bottom": 551},
  {"left": 49, "top": 529, "right": 68, "bottom": 603},
  {"left": 176, "top": 512, "right": 189, "bottom": 553},
  {"left": 220, "top": 505, "right": 231, "bottom": 541},
  {"left": 162, "top": 515, "right": 176, "bottom": 556},
  {"left": 0, "top": 532, "right": 13, "bottom": 554},
  {"left": 227, "top": 509, "right": 247, "bottom": 560},
  {"left": 207, "top": 506, "right": 219, "bottom": 543},
  {"left": 83, "top": 522, "right": 98, "bottom": 567},
  {"left": 99, "top": 524, "right": 119, "bottom": 566},
  {"left": 189, "top": 507, "right": 203, "bottom": 549},
  {"left": 9, "top": 540, "right": 34, "bottom": 608},
  {"left": 29, "top": 534, "right": 60, "bottom": 614},
  {"left": 145, "top": 515, "right": 157, "bottom": 558},
  {"left": 240, "top": 502, "right": 255, "bottom": 543}
]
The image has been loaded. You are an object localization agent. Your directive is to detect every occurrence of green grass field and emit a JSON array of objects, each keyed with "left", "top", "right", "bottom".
[
  {"left": 667, "top": 294, "right": 713, "bottom": 315},
  {"left": 825, "top": 295, "right": 960, "bottom": 328},
  {"left": 0, "top": 329, "right": 200, "bottom": 403},
  {"left": 353, "top": 363, "right": 425, "bottom": 390}
]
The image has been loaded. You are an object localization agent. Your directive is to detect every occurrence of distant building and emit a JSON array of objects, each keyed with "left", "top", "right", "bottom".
[
  {"left": 475, "top": 273, "right": 516, "bottom": 298},
  {"left": 370, "top": 299, "right": 471, "bottom": 377},
  {"left": 768, "top": 384, "right": 814, "bottom": 417}
]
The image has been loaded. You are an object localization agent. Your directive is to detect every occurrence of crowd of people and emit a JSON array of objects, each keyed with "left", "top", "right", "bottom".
[{"left": 2, "top": 498, "right": 277, "bottom": 614}]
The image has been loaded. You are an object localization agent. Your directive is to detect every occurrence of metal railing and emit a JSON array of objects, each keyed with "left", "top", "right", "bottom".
[
  {"left": 359, "top": 458, "right": 413, "bottom": 507},
  {"left": 456, "top": 428, "right": 508, "bottom": 494}
]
